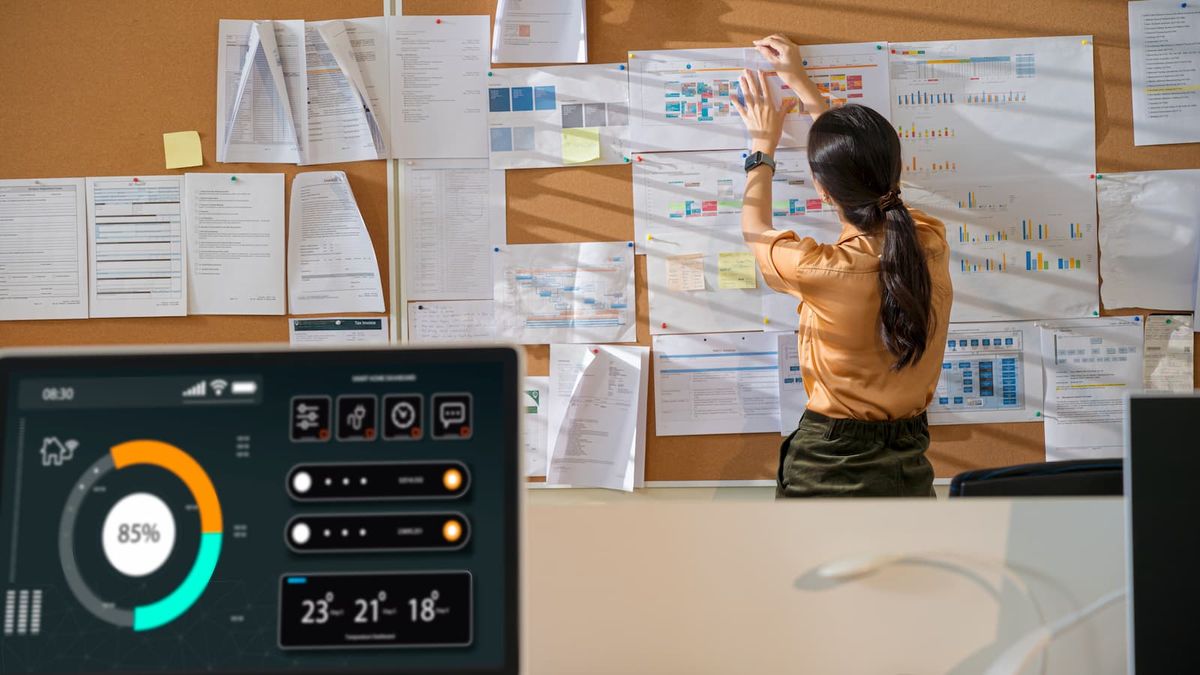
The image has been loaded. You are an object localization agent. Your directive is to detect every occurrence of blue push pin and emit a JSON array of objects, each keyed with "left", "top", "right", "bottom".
[
  {"left": 627, "top": 242, "right": 634, "bottom": 248},
  {"left": 1183, "top": 2, "right": 1188, "bottom": 8},
  {"left": 494, "top": 247, "right": 500, "bottom": 253},
  {"left": 686, "top": 64, "right": 692, "bottom": 69},
  {"left": 618, "top": 64, "right": 626, "bottom": 71},
  {"left": 742, "top": 152, "right": 748, "bottom": 158}
]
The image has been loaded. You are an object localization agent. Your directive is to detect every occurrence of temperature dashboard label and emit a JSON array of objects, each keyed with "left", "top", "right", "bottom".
[{"left": 278, "top": 571, "right": 472, "bottom": 649}]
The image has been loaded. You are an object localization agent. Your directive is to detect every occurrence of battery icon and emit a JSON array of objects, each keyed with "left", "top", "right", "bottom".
[{"left": 231, "top": 381, "right": 258, "bottom": 395}]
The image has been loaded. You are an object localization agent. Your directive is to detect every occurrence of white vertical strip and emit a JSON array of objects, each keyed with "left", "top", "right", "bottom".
[
  {"left": 16, "top": 589, "right": 28, "bottom": 635},
  {"left": 30, "top": 590, "right": 41, "bottom": 634},
  {"left": 3, "top": 589, "right": 15, "bottom": 635}
]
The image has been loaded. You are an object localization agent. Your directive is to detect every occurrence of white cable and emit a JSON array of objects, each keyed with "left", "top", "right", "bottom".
[
  {"left": 982, "top": 586, "right": 1126, "bottom": 675},
  {"left": 813, "top": 551, "right": 1050, "bottom": 675}
]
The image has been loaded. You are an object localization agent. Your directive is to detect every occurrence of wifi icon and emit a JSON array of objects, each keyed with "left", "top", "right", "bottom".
[{"left": 210, "top": 379, "right": 229, "bottom": 397}]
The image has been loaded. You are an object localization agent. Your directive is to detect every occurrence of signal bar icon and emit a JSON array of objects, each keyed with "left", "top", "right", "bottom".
[{"left": 182, "top": 381, "right": 207, "bottom": 398}]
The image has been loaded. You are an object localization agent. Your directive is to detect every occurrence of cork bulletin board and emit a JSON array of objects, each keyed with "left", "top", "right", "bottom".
[{"left": 2, "top": 0, "right": 1197, "bottom": 482}]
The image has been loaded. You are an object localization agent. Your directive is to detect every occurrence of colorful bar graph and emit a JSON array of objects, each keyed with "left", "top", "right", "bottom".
[
  {"left": 957, "top": 224, "right": 1008, "bottom": 243},
  {"left": 1024, "top": 250, "right": 1083, "bottom": 271},
  {"left": 896, "top": 90, "right": 955, "bottom": 107},
  {"left": 959, "top": 253, "right": 1007, "bottom": 273}
]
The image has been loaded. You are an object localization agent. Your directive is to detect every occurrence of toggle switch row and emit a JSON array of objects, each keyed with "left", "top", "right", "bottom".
[
  {"left": 287, "top": 461, "right": 470, "bottom": 501},
  {"left": 286, "top": 513, "right": 470, "bottom": 552}
]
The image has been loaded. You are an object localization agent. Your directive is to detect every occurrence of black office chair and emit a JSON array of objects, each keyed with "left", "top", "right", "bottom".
[{"left": 949, "top": 459, "right": 1124, "bottom": 497}]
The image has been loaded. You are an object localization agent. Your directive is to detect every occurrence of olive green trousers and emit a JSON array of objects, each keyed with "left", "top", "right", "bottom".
[{"left": 776, "top": 409, "right": 935, "bottom": 498}]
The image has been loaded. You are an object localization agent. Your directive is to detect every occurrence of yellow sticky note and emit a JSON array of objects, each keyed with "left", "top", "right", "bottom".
[
  {"left": 163, "top": 131, "right": 203, "bottom": 169},
  {"left": 717, "top": 251, "right": 757, "bottom": 289},
  {"left": 561, "top": 127, "right": 600, "bottom": 164}
]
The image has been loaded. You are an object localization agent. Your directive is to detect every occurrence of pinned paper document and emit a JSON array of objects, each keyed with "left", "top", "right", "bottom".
[
  {"left": 163, "top": 131, "right": 203, "bottom": 169},
  {"left": 666, "top": 253, "right": 706, "bottom": 291},
  {"left": 717, "top": 251, "right": 757, "bottom": 289},
  {"left": 561, "top": 127, "right": 600, "bottom": 164}
]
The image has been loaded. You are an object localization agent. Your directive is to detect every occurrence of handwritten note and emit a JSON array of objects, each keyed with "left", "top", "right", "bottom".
[
  {"left": 717, "top": 251, "right": 757, "bottom": 289},
  {"left": 666, "top": 253, "right": 706, "bottom": 291}
]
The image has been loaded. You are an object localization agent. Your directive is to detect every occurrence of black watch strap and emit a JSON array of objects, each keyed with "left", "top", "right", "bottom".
[{"left": 744, "top": 150, "right": 776, "bottom": 175}]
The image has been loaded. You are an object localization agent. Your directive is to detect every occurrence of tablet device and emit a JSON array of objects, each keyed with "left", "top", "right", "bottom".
[{"left": 0, "top": 346, "right": 521, "bottom": 674}]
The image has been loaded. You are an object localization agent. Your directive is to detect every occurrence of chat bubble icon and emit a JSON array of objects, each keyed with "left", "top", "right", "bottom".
[{"left": 439, "top": 401, "right": 467, "bottom": 427}]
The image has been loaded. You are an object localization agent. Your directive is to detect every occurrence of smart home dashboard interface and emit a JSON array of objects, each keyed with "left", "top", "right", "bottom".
[{"left": 0, "top": 348, "right": 519, "bottom": 674}]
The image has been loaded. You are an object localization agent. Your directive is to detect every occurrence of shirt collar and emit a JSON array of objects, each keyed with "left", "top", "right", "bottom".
[{"left": 837, "top": 223, "right": 868, "bottom": 245}]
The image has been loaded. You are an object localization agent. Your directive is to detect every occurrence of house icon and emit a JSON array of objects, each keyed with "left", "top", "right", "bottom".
[{"left": 39, "top": 437, "right": 78, "bottom": 467}]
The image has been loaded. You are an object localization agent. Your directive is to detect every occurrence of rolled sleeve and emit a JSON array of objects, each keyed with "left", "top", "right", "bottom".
[{"left": 752, "top": 229, "right": 812, "bottom": 297}]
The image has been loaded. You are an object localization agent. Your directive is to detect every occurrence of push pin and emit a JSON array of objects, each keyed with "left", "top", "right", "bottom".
[
  {"left": 646, "top": 234, "right": 653, "bottom": 241},
  {"left": 763, "top": 318, "right": 770, "bottom": 325},
  {"left": 494, "top": 247, "right": 500, "bottom": 253},
  {"left": 627, "top": 241, "right": 634, "bottom": 247},
  {"left": 661, "top": 322, "right": 668, "bottom": 329},
  {"left": 592, "top": 348, "right": 600, "bottom": 354},
  {"left": 618, "top": 64, "right": 626, "bottom": 71},
  {"left": 636, "top": 155, "right": 643, "bottom": 162},
  {"left": 132, "top": 177, "right": 140, "bottom": 183},
  {"left": 230, "top": 175, "right": 237, "bottom": 182},
  {"left": 487, "top": 71, "right": 493, "bottom": 77},
  {"left": 436, "top": 18, "right": 442, "bottom": 24}
]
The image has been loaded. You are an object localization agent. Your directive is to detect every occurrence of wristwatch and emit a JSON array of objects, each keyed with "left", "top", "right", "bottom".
[{"left": 744, "top": 150, "right": 776, "bottom": 175}]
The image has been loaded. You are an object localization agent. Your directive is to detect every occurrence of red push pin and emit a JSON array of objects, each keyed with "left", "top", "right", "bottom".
[
  {"left": 132, "top": 177, "right": 140, "bottom": 183},
  {"left": 661, "top": 322, "right": 667, "bottom": 329},
  {"left": 592, "top": 348, "right": 599, "bottom": 354},
  {"left": 636, "top": 155, "right": 644, "bottom": 162},
  {"left": 436, "top": 18, "right": 442, "bottom": 24}
]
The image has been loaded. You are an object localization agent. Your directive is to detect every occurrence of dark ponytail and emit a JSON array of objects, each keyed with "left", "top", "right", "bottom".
[{"left": 807, "top": 105, "right": 933, "bottom": 370}]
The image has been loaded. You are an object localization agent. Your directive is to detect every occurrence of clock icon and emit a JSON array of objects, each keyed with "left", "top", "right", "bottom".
[{"left": 383, "top": 395, "right": 423, "bottom": 441}]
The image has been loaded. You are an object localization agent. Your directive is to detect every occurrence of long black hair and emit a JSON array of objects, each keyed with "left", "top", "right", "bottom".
[{"left": 807, "top": 104, "right": 933, "bottom": 370}]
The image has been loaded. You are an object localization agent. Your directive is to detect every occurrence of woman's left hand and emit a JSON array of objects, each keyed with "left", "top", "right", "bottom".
[{"left": 731, "top": 69, "right": 798, "bottom": 154}]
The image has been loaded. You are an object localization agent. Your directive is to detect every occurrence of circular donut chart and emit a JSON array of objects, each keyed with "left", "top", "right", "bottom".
[{"left": 58, "top": 439, "right": 222, "bottom": 632}]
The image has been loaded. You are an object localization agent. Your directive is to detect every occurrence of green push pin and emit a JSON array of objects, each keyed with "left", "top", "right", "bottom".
[
  {"left": 1092, "top": 310, "right": 1100, "bottom": 316},
  {"left": 1166, "top": 318, "right": 1173, "bottom": 324},
  {"left": 1035, "top": 411, "right": 1042, "bottom": 418}
]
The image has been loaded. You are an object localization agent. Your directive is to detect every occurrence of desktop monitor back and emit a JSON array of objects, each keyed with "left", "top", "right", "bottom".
[
  {"left": 0, "top": 345, "right": 522, "bottom": 675},
  {"left": 1126, "top": 392, "right": 1200, "bottom": 674}
]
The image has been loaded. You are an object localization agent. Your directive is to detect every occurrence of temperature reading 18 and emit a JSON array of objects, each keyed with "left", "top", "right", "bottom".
[{"left": 409, "top": 590, "right": 441, "bottom": 623}]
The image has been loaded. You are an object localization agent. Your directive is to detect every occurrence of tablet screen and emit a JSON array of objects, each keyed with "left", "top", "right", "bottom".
[{"left": 0, "top": 348, "right": 520, "bottom": 674}]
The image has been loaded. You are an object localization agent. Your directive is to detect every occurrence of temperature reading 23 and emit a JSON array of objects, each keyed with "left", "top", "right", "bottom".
[
  {"left": 279, "top": 572, "right": 472, "bottom": 649},
  {"left": 301, "top": 593, "right": 334, "bottom": 625}
]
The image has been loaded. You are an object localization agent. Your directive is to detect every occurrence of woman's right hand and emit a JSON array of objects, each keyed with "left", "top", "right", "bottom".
[{"left": 753, "top": 34, "right": 805, "bottom": 82}]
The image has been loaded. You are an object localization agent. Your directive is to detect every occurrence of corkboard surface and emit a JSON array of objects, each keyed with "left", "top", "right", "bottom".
[{"left": 2, "top": 0, "right": 1197, "bottom": 482}]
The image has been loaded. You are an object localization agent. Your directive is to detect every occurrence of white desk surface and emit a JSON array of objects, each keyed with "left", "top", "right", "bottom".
[{"left": 525, "top": 498, "right": 1126, "bottom": 674}]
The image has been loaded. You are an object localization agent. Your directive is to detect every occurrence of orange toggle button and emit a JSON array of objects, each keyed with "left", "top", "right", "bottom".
[
  {"left": 443, "top": 468, "right": 463, "bottom": 492},
  {"left": 442, "top": 519, "right": 463, "bottom": 543}
]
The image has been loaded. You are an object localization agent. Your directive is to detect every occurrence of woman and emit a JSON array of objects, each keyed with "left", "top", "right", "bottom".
[{"left": 732, "top": 35, "right": 953, "bottom": 498}]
